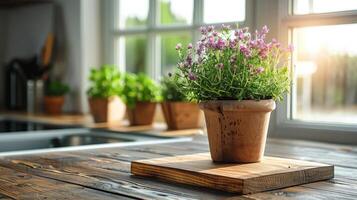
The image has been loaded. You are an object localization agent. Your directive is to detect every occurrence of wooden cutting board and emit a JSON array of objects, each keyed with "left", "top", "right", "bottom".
[{"left": 131, "top": 153, "right": 334, "bottom": 194}]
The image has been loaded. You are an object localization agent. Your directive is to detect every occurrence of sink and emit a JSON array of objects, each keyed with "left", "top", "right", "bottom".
[
  {"left": 0, "top": 119, "right": 81, "bottom": 133},
  {"left": 0, "top": 128, "right": 192, "bottom": 156},
  {"left": 51, "top": 134, "right": 134, "bottom": 147}
]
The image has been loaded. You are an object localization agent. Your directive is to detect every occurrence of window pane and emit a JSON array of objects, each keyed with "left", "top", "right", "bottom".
[
  {"left": 294, "top": 0, "right": 357, "bottom": 15},
  {"left": 159, "top": 0, "right": 193, "bottom": 25},
  {"left": 118, "top": 0, "right": 149, "bottom": 29},
  {"left": 292, "top": 24, "right": 357, "bottom": 124},
  {"left": 204, "top": 0, "right": 245, "bottom": 23},
  {"left": 117, "top": 35, "right": 148, "bottom": 73},
  {"left": 160, "top": 32, "right": 192, "bottom": 76}
]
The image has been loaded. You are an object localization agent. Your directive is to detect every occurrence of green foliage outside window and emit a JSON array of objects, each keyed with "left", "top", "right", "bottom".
[{"left": 124, "top": 1, "right": 192, "bottom": 74}]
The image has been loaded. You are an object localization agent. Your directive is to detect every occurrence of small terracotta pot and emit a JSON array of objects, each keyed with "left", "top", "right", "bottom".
[
  {"left": 88, "top": 96, "right": 126, "bottom": 123},
  {"left": 44, "top": 96, "right": 65, "bottom": 115},
  {"left": 161, "top": 101, "right": 201, "bottom": 130},
  {"left": 200, "top": 100, "right": 276, "bottom": 163},
  {"left": 127, "top": 102, "right": 156, "bottom": 126}
]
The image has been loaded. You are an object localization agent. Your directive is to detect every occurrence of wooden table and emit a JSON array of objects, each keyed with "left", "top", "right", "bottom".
[{"left": 0, "top": 135, "right": 355, "bottom": 199}]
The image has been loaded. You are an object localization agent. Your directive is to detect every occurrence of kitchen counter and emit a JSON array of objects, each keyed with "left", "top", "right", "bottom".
[{"left": 0, "top": 134, "right": 355, "bottom": 199}]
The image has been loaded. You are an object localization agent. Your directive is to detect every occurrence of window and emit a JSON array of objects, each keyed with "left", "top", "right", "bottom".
[
  {"left": 204, "top": 0, "right": 245, "bottom": 23},
  {"left": 160, "top": 32, "right": 192, "bottom": 76},
  {"left": 292, "top": 24, "right": 357, "bottom": 124},
  {"left": 117, "top": 35, "right": 148, "bottom": 73},
  {"left": 117, "top": 0, "right": 149, "bottom": 29},
  {"left": 275, "top": 0, "right": 357, "bottom": 143},
  {"left": 293, "top": 0, "right": 357, "bottom": 15},
  {"left": 110, "top": 0, "right": 247, "bottom": 78},
  {"left": 158, "top": 0, "right": 193, "bottom": 25}
]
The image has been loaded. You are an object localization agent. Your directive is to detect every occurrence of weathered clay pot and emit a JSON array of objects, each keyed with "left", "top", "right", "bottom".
[
  {"left": 127, "top": 102, "right": 156, "bottom": 126},
  {"left": 88, "top": 96, "right": 126, "bottom": 123},
  {"left": 200, "top": 100, "right": 276, "bottom": 163},
  {"left": 161, "top": 102, "right": 201, "bottom": 130},
  {"left": 44, "top": 96, "right": 65, "bottom": 115}
]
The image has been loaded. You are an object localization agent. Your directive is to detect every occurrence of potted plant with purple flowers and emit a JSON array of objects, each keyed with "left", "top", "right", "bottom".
[{"left": 173, "top": 25, "right": 291, "bottom": 163}]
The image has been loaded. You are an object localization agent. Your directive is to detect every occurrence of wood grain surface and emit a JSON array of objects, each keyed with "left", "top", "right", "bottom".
[
  {"left": 0, "top": 134, "right": 354, "bottom": 199},
  {"left": 131, "top": 153, "right": 334, "bottom": 194}
]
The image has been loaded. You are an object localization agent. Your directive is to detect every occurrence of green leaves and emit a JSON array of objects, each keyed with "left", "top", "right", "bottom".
[
  {"left": 121, "top": 73, "right": 162, "bottom": 108},
  {"left": 161, "top": 76, "right": 187, "bottom": 102},
  {"left": 87, "top": 65, "right": 123, "bottom": 98},
  {"left": 86, "top": 65, "right": 162, "bottom": 108},
  {"left": 45, "top": 81, "right": 70, "bottom": 96}
]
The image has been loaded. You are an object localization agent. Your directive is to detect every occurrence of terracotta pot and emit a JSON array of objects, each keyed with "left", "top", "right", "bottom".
[
  {"left": 127, "top": 102, "right": 156, "bottom": 126},
  {"left": 161, "top": 102, "right": 201, "bottom": 130},
  {"left": 88, "top": 96, "right": 126, "bottom": 123},
  {"left": 44, "top": 96, "right": 65, "bottom": 115},
  {"left": 200, "top": 100, "right": 276, "bottom": 163}
]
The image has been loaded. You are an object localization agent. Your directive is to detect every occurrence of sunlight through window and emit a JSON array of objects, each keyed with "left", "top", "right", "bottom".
[{"left": 293, "top": 24, "right": 357, "bottom": 124}]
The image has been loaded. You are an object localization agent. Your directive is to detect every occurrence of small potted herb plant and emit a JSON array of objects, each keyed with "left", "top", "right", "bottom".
[
  {"left": 161, "top": 76, "right": 201, "bottom": 130},
  {"left": 87, "top": 65, "right": 125, "bottom": 123},
  {"left": 44, "top": 80, "right": 70, "bottom": 115},
  {"left": 122, "top": 73, "right": 161, "bottom": 126},
  {"left": 174, "top": 25, "right": 291, "bottom": 163}
]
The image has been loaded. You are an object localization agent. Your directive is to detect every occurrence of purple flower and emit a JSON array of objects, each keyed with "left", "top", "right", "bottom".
[
  {"left": 200, "top": 26, "right": 208, "bottom": 35},
  {"left": 175, "top": 43, "right": 182, "bottom": 50},
  {"left": 207, "top": 25, "right": 214, "bottom": 32},
  {"left": 234, "top": 29, "right": 240, "bottom": 36},
  {"left": 188, "top": 72, "right": 197, "bottom": 80},
  {"left": 215, "top": 37, "right": 226, "bottom": 50},
  {"left": 212, "top": 31, "right": 218, "bottom": 37},
  {"left": 249, "top": 40, "right": 256, "bottom": 47},
  {"left": 229, "top": 39, "right": 236, "bottom": 48},
  {"left": 259, "top": 50, "right": 268, "bottom": 59},
  {"left": 255, "top": 67, "right": 265, "bottom": 74},
  {"left": 207, "top": 36, "right": 215, "bottom": 48},
  {"left": 240, "top": 45, "right": 251, "bottom": 57},
  {"left": 256, "top": 26, "right": 269, "bottom": 40},
  {"left": 186, "top": 54, "right": 193, "bottom": 66},
  {"left": 187, "top": 43, "right": 193, "bottom": 49},
  {"left": 261, "top": 25, "right": 269, "bottom": 34},
  {"left": 196, "top": 41, "right": 205, "bottom": 55},
  {"left": 221, "top": 24, "right": 230, "bottom": 31}
]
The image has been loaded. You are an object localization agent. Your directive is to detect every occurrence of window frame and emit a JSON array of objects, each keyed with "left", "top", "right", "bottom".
[
  {"left": 272, "top": 0, "right": 357, "bottom": 144},
  {"left": 103, "top": 0, "right": 253, "bottom": 80}
]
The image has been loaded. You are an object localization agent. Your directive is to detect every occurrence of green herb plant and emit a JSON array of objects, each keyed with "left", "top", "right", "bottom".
[
  {"left": 45, "top": 81, "right": 70, "bottom": 96},
  {"left": 87, "top": 65, "right": 123, "bottom": 98},
  {"left": 122, "top": 73, "right": 162, "bottom": 108},
  {"left": 174, "top": 25, "right": 291, "bottom": 102},
  {"left": 161, "top": 75, "right": 187, "bottom": 102}
]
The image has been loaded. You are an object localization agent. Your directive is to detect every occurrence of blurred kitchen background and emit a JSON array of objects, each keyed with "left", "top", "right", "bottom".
[{"left": 1, "top": 0, "right": 357, "bottom": 125}]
